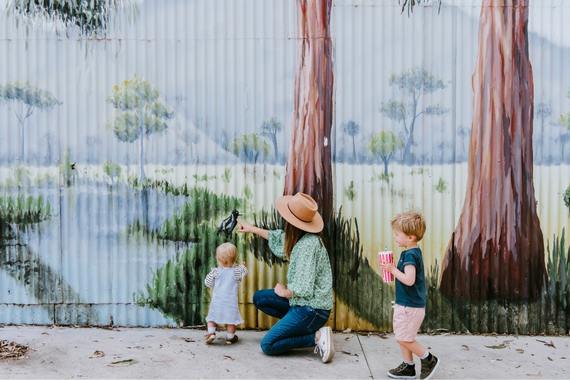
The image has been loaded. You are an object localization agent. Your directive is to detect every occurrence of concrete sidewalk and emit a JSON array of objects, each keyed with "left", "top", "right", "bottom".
[{"left": 0, "top": 326, "right": 568, "bottom": 379}]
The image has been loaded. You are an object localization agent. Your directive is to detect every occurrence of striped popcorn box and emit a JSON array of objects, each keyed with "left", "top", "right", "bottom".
[{"left": 378, "top": 250, "right": 394, "bottom": 283}]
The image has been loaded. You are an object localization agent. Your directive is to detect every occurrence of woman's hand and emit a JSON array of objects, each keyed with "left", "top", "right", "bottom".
[
  {"left": 274, "top": 283, "right": 292, "bottom": 299},
  {"left": 238, "top": 219, "right": 269, "bottom": 240},
  {"left": 237, "top": 219, "right": 256, "bottom": 234}
]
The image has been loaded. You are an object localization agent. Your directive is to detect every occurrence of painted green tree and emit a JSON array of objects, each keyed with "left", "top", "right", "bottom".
[
  {"left": 107, "top": 76, "right": 173, "bottom": 182},
  {"left": 380, "top": 68, "right": 447, "bottom": 164},
  {"left": 399, "top": 0, "right": 442, "bottom": 15},
  {"left": 260, "top": 117, "right": 282, "bottom": 162},
  {"left": 231, "top": 133, "right": 271, "bottom": 165},
  {"left": 0, "top": 82, "right": 61, "bottom": 163},
  {"left": 7, "top": 0, "right": 136, "bottom": 36},
  {"left": 369, "top": 131, "right": 403, "bottom": 176},
  {"left": 343, "top": 120, "right": 360, "bottom": 163}
]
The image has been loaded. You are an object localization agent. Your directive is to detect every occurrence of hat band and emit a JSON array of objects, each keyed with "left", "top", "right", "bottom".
[{"left": 287, "top": 203, "right": 314, "bottom": 223}]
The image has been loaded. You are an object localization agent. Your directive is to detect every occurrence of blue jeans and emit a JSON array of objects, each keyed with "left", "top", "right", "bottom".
[{"left": 253, "top": 289, "right": 330, "bottom": 355}]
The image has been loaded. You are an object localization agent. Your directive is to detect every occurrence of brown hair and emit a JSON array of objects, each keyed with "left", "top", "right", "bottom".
[
  {"left": 284, "top": 222, "right": 307, "bottom": 258},
  {"left": 216, "top": 242, "right": 237, "bottom": 266},
  {"left": 391, "top": 211, "right": 426, "bottom": 241}
]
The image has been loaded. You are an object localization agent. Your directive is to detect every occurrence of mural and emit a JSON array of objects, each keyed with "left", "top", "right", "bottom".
[{"left": 0, "top": 0, "right": 569, "bottom": 334}]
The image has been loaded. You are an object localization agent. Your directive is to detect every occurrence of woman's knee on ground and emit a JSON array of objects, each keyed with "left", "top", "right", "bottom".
[{"left": 260, "top": 335, "right": 278, "bottom": 355}]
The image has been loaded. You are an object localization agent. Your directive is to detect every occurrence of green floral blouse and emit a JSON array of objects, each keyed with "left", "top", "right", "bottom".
[{"left": 268, "top": 230, "right": 333, "bottom": 310}]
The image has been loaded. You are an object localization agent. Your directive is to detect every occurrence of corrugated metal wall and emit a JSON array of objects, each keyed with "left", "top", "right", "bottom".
[{"left": 0, "top": 0, "right": 569, "bottom": 333}]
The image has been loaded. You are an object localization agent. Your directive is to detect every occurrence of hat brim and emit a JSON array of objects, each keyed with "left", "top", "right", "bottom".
[{"left": 274, "top": 195, "right": 324, "bottom": 233}]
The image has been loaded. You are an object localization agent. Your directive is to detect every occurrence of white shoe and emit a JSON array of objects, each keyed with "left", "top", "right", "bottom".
[{"left": 314, "top": 326, "right": 335, "bottom": 363}]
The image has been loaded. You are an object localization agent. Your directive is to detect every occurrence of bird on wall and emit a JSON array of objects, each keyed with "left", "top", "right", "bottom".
[{"left": 217, "top": 210, "right": 240, "bottom": 237}]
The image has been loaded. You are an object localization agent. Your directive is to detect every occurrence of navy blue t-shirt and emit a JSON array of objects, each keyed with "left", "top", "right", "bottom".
[{"left": 395, "top": 247, "right": 427, "bottom": 308}]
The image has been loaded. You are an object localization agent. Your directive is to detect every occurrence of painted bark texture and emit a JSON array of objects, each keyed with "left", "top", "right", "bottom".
[
  {"left": 441, "top": 0, "right": 545, "bottom": 301},
  {"left": 283, "top": 0, "right": 334, "bottom": 220}
]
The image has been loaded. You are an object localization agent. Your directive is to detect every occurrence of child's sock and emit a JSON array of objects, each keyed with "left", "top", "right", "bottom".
[
  {"left": 404, "top": 360, "right": 414, "bottom": 366},
  {"left": 207, "top": 326, "right": 216, "bottom": 334},
  {"left": 420, "top": 351, "right": 431, "bottom": 360},
  {"left": 226, "top": 333, "right": 235, "bottom": 340}
]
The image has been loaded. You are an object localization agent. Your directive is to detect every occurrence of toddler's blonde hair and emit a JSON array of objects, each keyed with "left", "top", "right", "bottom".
[
  {"left": 391, "top": 211, "right": 426, "bottom": 241},
  {"left": 216, "top": 242, "right": 237, "bottom": 266}
]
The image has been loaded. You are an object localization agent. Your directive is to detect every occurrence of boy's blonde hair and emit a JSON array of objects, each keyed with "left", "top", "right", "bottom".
[
  {"left": 216, "top": 242, "right": 237, "bottom": 266},
  {"left": 391, "top": 211, "right": 426, "bottom": 241}
]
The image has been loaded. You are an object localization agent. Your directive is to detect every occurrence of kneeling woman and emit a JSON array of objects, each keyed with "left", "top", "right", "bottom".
[{"left": 238, "top": 192, "right": 335, "bottom": 363}]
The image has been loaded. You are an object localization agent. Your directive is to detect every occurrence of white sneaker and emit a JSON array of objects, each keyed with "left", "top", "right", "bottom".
[{"left": 314, "top": 326, "right": 335, "bottom": 363}]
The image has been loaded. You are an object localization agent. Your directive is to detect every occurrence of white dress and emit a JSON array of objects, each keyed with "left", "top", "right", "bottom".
[{"left": 205, "top": 265, "right": 247, "bottom": 325}]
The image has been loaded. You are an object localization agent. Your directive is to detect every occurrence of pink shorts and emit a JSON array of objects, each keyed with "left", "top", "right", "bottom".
[{"left": 393, "top": 305, "right": 425, "bottom": 342}]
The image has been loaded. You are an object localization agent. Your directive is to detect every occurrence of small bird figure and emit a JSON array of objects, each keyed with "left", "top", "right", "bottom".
[{"left": 218, "top": 209, "right": 240, "bottom": 237}]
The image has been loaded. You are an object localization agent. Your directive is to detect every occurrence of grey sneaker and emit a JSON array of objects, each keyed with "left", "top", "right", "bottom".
[
  {"left": 420, "top": 354, "right": 440, "bottom": 380},
  {"left": 314, "top": 326, "right": 335, "bottom": 363},
  {"left": 387, "top": 362, "right": 416, "bottom": 379}
]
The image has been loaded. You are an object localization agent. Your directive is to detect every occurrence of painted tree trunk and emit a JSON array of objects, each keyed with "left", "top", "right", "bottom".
[
  {"left": 20, "top": 122, "right": 25, "bottom": 163},
  {"left": 401, "top": 126, "right": 416, "bottom": 165},
  {"left": 139, "top": 116, "right": 145, "bottom": 182},
  {"left": 440, "top": 0, "right": 545, "bottom": 301},
  {"left": 271, "top": 135, "right": 279, "bottom": 162},
  {"left": 352, "top": 136, "right": 356, "bottom": 162},
  {"left": 284, "top": 0, "right": 334, "bottom": 220}
]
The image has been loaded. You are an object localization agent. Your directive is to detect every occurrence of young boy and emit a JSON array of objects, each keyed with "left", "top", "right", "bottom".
[{"left": 380, "top": 211, "right": 439, "bottom": 380}]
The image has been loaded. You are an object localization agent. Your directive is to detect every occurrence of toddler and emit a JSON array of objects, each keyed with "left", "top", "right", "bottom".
[
  {"left": 379, "top": 212, "right": 439, "bottom": 379},
  {"left": 204, "top": 242, "right": 248, "bottom": 345}
]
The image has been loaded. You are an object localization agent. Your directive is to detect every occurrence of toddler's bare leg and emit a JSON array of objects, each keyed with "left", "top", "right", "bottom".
[
  {"left": 401, "top": 340, "right": 427, "bottom": 358},
  {"left": 397, "top": 340, "right": 414, "bottom": 363},
  {"left": 226, "top": 324, "right": 236, "bottom": 334}
]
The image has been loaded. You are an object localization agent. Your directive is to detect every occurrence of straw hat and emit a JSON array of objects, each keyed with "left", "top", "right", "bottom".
[{"left": 274, "top": 192, "right": 324, "bottom": 233}]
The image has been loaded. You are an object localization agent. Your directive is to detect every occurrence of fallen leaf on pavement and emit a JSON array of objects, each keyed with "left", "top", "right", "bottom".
[
  {"left": 0, "top": 341, "right": 29, "bottom": 360},
  {"left": 485, "top": 343, "right": 507, "bottom": 349},
  {"left": 223, "top": 355, "right": 235, "bottom": 361},
  {"left": 341, "top": 351, "right": 359, "bottom": 357},
  {"left": 536, "top": 339, "right": 556, "bottom": 348},
  {"left": 516, "top": 349, "right": 525, "bottom": 354},
  {"left": 547, "top": 357, "right": 553, "bottom": 361},
  {"left": 108, "top": 359, "right": 136, "bottom": 367},
  {"left": 89, "top": 351, "right": 105, "bottom": 359},
  {"left": 183, "top": 338, "right": 195, "bottom": 343},
  {"left": 461, "top": 345, "right": 470, "bottom": 351}
]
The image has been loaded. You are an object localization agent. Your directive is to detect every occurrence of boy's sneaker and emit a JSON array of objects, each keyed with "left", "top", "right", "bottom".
[
  {"left": 225, "top": 335, "right": 239, "bottom": 345},
  {"left": 420, "top": 354, "right": 440, "bottom": 379},
  {"left": 314, "top": 326, "right": 335, "bottom": 363},
  {"left": 387, "top": 362, "right": 416, "bottom": 379},
  {"left": 204, "top": 333, "right": 216, "bottom": 345}
]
